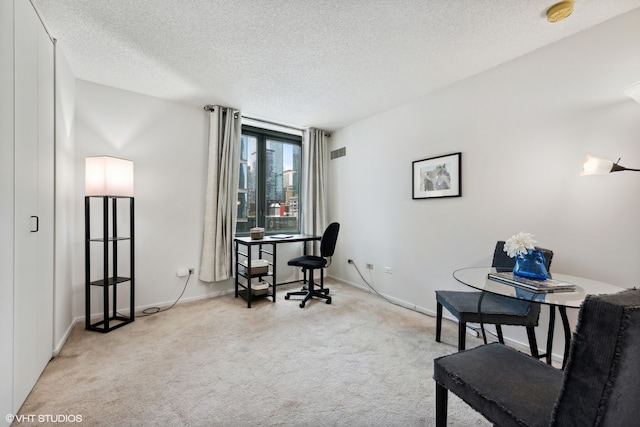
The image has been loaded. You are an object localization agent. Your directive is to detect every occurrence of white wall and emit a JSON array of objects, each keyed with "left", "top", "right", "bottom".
[
  {"left": 327, "top": 9, "right": 640, "bottom": 356},
  {"left": 74, "top": 81, "right": 228, "bottom": 319},
  {"left": 54, "top": 45, "right": 76, "bottom": 352},
  {"left": 73, "top": 81, "right": 310, "bottom": 319}
]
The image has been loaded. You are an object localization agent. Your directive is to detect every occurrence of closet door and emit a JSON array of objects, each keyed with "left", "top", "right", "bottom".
[
  {"left": 0, "top": 0, "right": 15, "bottom": 421},
  {"left": 13, "top": 0, "right": 55, "bottom": 411}
]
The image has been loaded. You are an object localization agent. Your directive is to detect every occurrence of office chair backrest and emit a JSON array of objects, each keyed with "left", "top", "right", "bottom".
[
  {"left": 320, "top": 222, "right": 340, "bottom": 258},
  {"left": 492, "top": 241, "right": 553, "bottom": 272},
  {"left": 551, "top": 288, "right": 640, "bottom": 426}
]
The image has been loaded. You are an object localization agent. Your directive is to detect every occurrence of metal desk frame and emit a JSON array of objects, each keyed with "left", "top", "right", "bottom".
[{"left": 234, "top": 234, "right": 321, "bottom": 308}]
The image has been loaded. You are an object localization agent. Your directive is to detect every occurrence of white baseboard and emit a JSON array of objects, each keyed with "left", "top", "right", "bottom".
[
  {"left": 328, "top": 274, "right": 563, "bottom": 364},
  {"left": 73, "top": 286, "right": 237, "bottom": 333},
  {"left": 53, "top": 321, "right": 75, "bottom": 356}
]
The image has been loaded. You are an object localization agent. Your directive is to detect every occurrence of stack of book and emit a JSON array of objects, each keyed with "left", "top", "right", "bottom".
[{"left": 488, "top": 271, "right": 576, "bottom": 293}]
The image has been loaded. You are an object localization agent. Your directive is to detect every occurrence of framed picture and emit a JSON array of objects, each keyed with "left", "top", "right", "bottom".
[{"left": 412, "top": 152, "right": 461, "bottom": 199}]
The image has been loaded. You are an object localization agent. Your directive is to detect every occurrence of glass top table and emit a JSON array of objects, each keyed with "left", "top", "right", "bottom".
[
  {"left": 453, "top": 267, "right": 627, "bottom": 368},
  {"left": 453, "top": 267, "right": 626, "bottom": 308}
]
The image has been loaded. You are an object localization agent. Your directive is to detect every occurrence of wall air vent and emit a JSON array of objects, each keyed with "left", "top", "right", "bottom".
[{"left": 330, "top": 147, "right": 346, "bottom": 160}]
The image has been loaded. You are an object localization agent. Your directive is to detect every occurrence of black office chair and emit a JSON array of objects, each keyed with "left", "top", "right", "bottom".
[
  {"left": 434, "top": 288, "right": 640, "bottom": 427},
  {"left": 435, "top": 241, "right": 553, "bottom": 357},
  {"left": 284, "top": 222, "right": 340, "bottom": 308}
]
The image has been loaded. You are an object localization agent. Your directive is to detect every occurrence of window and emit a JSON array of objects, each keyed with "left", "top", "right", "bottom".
[{"left": 237, "top": 125, "right": 302, "bottom": 235}]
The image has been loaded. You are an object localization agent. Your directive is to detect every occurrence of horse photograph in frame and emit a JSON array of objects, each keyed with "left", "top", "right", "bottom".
[{"left": 412, "top": 152, "right": 461, "bottom": 199}]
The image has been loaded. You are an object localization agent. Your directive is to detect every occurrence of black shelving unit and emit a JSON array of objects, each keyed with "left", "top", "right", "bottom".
[
  {"left": 234, "top": 240, "right": 275, "bottom": 308},
  {"left": 85, "top": 196, "right": 135, "bottom": 332}
]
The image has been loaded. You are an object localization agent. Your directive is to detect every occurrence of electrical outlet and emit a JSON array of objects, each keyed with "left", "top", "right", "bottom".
[
  {"left": 384, "top": 267, "right": 392, "bottom": 274},
  {"left": 366, "top": 263, "right": 373, "bottom": 270},
  {"left": 177, "top": 268, "right": 195, "bottom": 277}
]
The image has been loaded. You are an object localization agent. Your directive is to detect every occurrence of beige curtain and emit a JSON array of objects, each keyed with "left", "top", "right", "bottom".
[
  {"left": 199, "top": 105, "right": 241, "bottom": 282},
  {"left": 302, "top": 128, "right": 329, "bottom": 254}
]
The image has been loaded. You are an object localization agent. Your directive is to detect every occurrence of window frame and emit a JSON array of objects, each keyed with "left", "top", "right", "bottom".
[{"left": 237, "top": 124, "right": 303, "bottom": 236}]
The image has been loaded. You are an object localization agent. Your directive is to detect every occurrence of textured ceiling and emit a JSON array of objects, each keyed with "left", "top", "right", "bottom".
[{"left": 34, "top": 0, "right": 640, "bottom": 131}]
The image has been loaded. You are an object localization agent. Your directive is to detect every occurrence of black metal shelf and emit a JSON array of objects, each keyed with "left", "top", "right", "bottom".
[
  {"left": 87, "top": 314, "right": 132, "bottom": 332},
  {"left": 234, "top": 240, "right": 276, "bottom": 308},
  {"left": 237, "top": 269, "right": 273, "bottom": 279},
  {"left": 237, "top": 288, "right": 273, "bottom": 301},
  {"left": 89, "top": 237, "right": 131, "bottom": 242},
  {"left": 89, "top": 276, "right": 131, "bottom": 287},
  {"left": 85, "top": 196, "right": 135, "bottom": 333}
]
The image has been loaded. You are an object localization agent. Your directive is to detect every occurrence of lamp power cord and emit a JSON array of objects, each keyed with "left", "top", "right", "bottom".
[
  {"left": 115, "top": 271, "right": 192, "bottom": 318},
  {"left": 347, "top": 259, "right": 493, "bottom": 339},
  {"left": 137, "top": 271, "right": 192, "bottom": 317}
]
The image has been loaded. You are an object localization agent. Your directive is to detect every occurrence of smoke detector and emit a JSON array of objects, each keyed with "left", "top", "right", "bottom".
[{"left": 547, "top": 1, "right": 574, "bottom": 23}]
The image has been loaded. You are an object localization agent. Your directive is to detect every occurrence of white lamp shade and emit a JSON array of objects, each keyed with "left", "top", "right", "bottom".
[
  {"left": 85, "top": 156, "right": 134, "bottom": 196},
  {"left": 581, "top": 155, "right": 613, "bottom": 176}
]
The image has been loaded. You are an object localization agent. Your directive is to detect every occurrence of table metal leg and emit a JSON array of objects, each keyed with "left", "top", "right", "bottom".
[
  {"left": 477, "top": 293, "right": 562, "bottom": 366},
  {"left": 543, "top": 305, "right": 571, "bottom": 368},
  {"left": 477, "top": 291, "right": 488, "bottom": 345},
  {"left": 545, "top": 306, "right": 556, "bottom": 365},
  {"left": 234, "top": 241, "right": 239, "bottom": 298},
  {"left": 559, "top": 306, "right": 571, "bottom": 369},
  {"left": 272, "top": 242, "right": 277, "bottom": 302}
]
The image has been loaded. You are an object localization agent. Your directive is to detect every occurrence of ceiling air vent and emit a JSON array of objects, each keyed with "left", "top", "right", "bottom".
[{"left": 330, "top": 147, "right": 346, "bottom": 160}]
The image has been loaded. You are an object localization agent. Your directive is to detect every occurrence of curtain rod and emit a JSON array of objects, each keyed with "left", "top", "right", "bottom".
[
  {"left": 203, "top": 107, "right": 330, "bottom": 136},
  {"left": 241, "top": 115, "right": 307, "bottom": 132},
  {"left": 203, "top": 105, "right": 240, "bottom": 114}
]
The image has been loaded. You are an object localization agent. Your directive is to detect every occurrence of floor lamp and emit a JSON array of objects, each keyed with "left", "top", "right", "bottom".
[{"left": 85, "top": 156, "right": 135, "bottom": 332}]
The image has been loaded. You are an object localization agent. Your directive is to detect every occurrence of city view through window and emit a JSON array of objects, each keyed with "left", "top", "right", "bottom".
[{"left": 237, "top": 128, "right": 302, "bottom": 235}]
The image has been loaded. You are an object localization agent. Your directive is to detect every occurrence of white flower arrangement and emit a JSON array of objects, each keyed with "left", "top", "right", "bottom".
[{"left": 504, "top": 232, "right": 537, "bottom": 258}]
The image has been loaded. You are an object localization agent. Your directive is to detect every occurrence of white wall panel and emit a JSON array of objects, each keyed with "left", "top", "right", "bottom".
[
  {"left": 12, "top": 0, "right": 55, "bottom": 414},
  {"left": 0, "top": 0, "right": 15, "bottom": 422},
  {"left": 327, "top": 9, "right": 640, "bottom": 358}
]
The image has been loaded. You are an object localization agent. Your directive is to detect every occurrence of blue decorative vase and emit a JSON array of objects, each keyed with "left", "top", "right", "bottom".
[{"left": 513, "top": 249, "right": 549, "bottom": 280}]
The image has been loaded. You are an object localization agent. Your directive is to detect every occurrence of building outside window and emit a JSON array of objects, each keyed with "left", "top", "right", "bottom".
[{"left": 236, "top": 125, "right": 302, "bottom": 235}]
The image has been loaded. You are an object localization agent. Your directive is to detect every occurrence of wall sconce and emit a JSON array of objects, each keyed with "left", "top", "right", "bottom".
[
  {"left": 581, "top": 155, "right": 640, "bottom": 176},
  {"left": 623, "top": 81, "right": 640, "bottom": 104},
  {"left": 85, "top": 156, "right": 134, "bottom": 196}
]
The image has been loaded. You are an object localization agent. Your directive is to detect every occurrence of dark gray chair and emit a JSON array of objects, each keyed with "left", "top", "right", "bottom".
[
  {"left": 433, "top": 288, "right": 640, "bottom": 427},
  {"left": 284, "top": 222, "right": 339, "bottom": 308},
  {"left": 435, "top": 241, "right": 553, "bottom": 357}
]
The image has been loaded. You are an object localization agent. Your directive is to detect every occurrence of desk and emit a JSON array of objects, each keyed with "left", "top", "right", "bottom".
[
  {"left": 453, "top": 267, "right": 626, "bottom": 368},
  {"left": 234, "top": 234, "right": 321, "bottom": 308}
]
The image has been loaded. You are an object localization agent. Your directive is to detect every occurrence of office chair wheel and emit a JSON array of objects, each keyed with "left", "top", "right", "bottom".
[
  {"left": 326, "top": 298, "right": 332, "bottom": 304},
  {"left": 284, "top": 294, "right": 290, "bottom": 300},
  {"left": 299, "top": 302, "right": 305, "bottom": 308}
]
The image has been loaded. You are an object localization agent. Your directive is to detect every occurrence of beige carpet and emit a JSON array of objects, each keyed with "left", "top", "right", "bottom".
[{"left": 16, "top": 280, "right": 491, "bottom": 426}]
